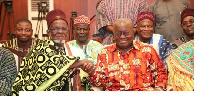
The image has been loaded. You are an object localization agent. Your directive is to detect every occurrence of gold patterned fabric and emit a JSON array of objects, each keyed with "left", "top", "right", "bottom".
[
  {"left": 12, "top": 40, "right": 79, "bottom": 96},
  {"left": 167, "top": 40, "right": 194, "bottom": 91}
]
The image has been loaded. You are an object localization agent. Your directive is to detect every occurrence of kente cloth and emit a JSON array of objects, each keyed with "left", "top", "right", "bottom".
[
  {"left": 67, "top": 40, "right": 103, "bottom": 91},
  {"left": 0, "top": 47, "right": 17, "bottom": 96},
  {"left": 12, "top": 40, "right": 79, "bottom": 96},
  {"left": 134, "top": 34, "right": 173, "bottom": 70},
  {"left": 93, "top": 0, "right": 147, "bottom": 45},
  {"left": 148, "top": 0, "right": 191, "bottom": 42},
  {"left": 90, "top": 40, "right": 167, "bottom": 91},
  {"left": 2, "top": 38, "right": 42, "bottom": 71},
  {"left": 167, "top": 40, "right": 194, "bottom": 91}
]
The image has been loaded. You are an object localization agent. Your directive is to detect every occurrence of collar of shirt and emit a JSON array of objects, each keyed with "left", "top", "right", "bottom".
[{"left": 134, "top": 34, "right": 150, "bottom": 44}]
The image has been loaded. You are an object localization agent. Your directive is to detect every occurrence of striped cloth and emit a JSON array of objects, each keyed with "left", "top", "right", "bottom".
[
  {"left": 93, "top": 0, "right": 147, "bottom": 45},
  {"left": 2, "top": 38, "right": 41, "bottom": 53},
  {"left": 167, "top": 40, "right": 194, "bottom": 91},
  {"left": 2, "top": 38, "right": 42, "bottom": 71},
  {"left": 0, "top": 47, "right": 17, "bottom": 96}
]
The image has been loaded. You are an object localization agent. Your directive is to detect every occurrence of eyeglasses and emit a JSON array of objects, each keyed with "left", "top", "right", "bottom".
[
  {"left": 16, "top": 28, "right": 32, "bottom": 32},
  {"left": 75, "top": 27, "right": 90, "bottom": 32},
  {"left": 50, "top": 27, "right": 68, "bottom": 32},
  {"left": 182, "top": 19, "right": 194, "bottom": 26},
  {"left": 114, "top": 31, "right": 130, "bottom": 37}
]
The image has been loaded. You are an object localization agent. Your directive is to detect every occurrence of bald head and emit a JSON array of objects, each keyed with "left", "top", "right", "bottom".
[
  {"left": 113, "top": 18, "right": 133, "bottom": 29},
  {"left": 113, "top": 18, "right": 134, "bottom": 52}
]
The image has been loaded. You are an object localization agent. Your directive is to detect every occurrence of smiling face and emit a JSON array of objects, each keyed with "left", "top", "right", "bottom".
[
  {"left": 74, "top": 24, "right": 90, "bottom": 44},
  {"left": 113, "top": 19, "right": 134, "bottom": 51},
  {"left": 15, "top": 22, "right": 33, "bottom": 43},
  {"left": 48, "top": 19, "right": 69, "bottom": 43},
  {"left": 182, "top": 16, "right": 194, "bottom": 37},
  {"left": 136, "top": 19, "right": 154, "bottom": 42}
]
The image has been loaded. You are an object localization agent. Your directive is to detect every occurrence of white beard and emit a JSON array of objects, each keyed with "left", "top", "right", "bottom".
[{"left": 53, "top": 40, "right": 65, "bottom": 44}]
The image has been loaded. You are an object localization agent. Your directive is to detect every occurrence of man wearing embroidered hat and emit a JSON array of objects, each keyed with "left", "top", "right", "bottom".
[
  {"left": 171, "top": 8, "right": 194, "bottom": 49},
  {"left": 12, "top": 9, "right": 94, "bottom": 95},
  {"left": 167, "top": 8, "right": 194, "bottom": 91},
  {"left": 67, "top": 15, "right": 103, "bottom": 91},
  {"left": 134, "top": 11, "right": 173, "bottom": 70}
]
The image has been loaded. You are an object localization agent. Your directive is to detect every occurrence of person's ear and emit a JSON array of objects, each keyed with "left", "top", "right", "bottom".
[
  {"left": 47, "top": 30, "right": 50, "bottom": 38},
  {"left": 135, "top": 24, "right": 139, "bottom": 31},
  {"left": 14, "top": 28, "right": 17, "bottom": 34},
  {"left": 73, "top": 27, "right": 75, "bottom": 31}
]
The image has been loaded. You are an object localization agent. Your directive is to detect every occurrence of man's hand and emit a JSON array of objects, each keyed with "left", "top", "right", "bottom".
[
  {"left": 69, "top": 59, "right": 95, "bottom": 76},
  {"left": 80, "top": 60, "right": 95, "bottom": 76},
  {"left": 69, "top": 59, "right": 93, "bottom": 68}
]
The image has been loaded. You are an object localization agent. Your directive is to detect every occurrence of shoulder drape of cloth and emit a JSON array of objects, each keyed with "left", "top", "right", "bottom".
[
  {"left": 167, "top": 40, "right": 194, "bottom": 91},
  {"left": 12, "top": 40, "right": 79, "bottom": 96}
]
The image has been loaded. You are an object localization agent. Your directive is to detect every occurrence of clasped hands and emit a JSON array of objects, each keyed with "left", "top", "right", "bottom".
[{"left": 69, "top": 59, "right": 95, "bottom": 76}]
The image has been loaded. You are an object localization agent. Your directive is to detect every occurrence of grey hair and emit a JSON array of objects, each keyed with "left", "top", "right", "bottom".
[{"left": 113, "top": 18, "right": 133, "bottom": 28}]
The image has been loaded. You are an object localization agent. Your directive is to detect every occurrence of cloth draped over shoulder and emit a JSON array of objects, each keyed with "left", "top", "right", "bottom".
[
  {"left": 12, "top": 40, "right": 79, "bottom": 96},
  {"left": 0, "top": 47, "right": 17, "bottom": 96},
  {"left": 167, "top": 40, "right": 194, "bottom": 91},
  {"left": 1, "top": 38, "right": 42, "bottom": 71}
]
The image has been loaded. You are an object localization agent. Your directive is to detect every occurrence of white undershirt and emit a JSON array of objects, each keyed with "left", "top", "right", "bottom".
[{"left": 64, "top": 43, "right": 85, "bottom": 86}]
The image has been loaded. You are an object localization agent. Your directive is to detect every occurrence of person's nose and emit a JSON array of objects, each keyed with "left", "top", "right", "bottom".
[
  {"left": 144, "top": 26, "right": 150, "bottom": 30},
  {"left": 57, "top": 28, "right": 64, "bottom": 33},
  {"left": 80, "top": 28, "right": 84, "bottom": 33},
  {"left": 22, "top": 29, "right": 26, "bottom": 34},
  {"left": 120, "top": 33, "right": 126, "bottom": 38},
  {"left": 187, "top": 22, "right": 192, "bottom": 27}
]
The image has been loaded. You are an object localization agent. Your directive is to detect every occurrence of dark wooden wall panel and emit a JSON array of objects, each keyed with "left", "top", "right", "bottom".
[
  {"left": 0, "top": 0, "right": 194, "bottom": 41},
  {"left": 0, "top": 0, "right": 28, "bottom": 42},
  {"left": 54, "top": 0, "right": 88, "bottom": 24}
]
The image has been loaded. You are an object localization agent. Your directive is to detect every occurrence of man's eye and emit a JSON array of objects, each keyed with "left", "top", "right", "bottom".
[
  {"left": 54, "top": 27, "right": 59, "bottom": 31},
  {"left": 189, "top": 20, "right": 194, "bottom": 23},
  {"left": 25, "top": 29, "right": 31, "bottom": 32},
  {"left": 76, "top": 28, "right": 81, "bottom": 30},
  {"left": 124, "top": 32, "right": 130, "bottom": 36},
  {"left": 61, "top": 27, "right": 67, "bottom": 31},
  {"left": 17, "top": 29, "right": 23, "bottom": 32},
  {"left": 182, "top": 22, "right": 187, "bottom": 25},
  {"left": 84, "top": 28, "right": 89, "bottom": 31}
]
